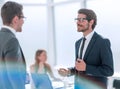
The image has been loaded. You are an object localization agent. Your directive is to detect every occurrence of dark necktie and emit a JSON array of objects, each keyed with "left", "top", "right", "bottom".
[{"left": 80, "top": 37, "right": 86, "bottom": 59}]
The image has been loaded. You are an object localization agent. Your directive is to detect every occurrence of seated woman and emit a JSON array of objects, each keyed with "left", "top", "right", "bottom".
[{"left": 30, "top": 49, "right": 59, "bottom": 89}]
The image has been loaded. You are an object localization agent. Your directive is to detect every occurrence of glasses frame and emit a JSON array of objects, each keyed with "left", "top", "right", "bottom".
[
  {"left": 18, "top": 15, "right": 26, "bottom": 20},
  {"left": 74, "top": 18, "right": 87, "bottom": 23}
]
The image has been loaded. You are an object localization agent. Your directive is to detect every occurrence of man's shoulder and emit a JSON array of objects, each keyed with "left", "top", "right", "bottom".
[
  {"left": 0, "top": 28, "right": 15, "bottom": 39},
  {"left": 94, "top": 32, "right": 110, "bottom": 41}
]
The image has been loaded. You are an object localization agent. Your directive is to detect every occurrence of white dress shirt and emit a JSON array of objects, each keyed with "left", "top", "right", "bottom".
[{"left": 78, "top": 31, "right": 95, "bottom": 59}]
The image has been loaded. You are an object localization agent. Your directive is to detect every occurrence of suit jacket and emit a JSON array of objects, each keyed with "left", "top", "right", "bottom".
[
  {"left": 69, "top": 32, "right": 114, "bottom": 89},
  {"left": 0, "top": 28, "right": 26, "bottom": 89}
]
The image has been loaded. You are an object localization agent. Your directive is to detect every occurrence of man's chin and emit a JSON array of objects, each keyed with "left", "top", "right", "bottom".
[
  {"left": 16, "top": 30, "right": 21, "bottom": 32},
  {"left": 17, "top": 29, "right": 22, "bottom": 32},
  {"left": 77, "top": 29, "right": 83, "bottom": 32}
]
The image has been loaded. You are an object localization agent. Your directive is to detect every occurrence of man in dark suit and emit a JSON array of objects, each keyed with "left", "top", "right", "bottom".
[
  {"left": 58, "top": 8, "right": 114, "bottom": 89},
  {"left": 0, "top": 1, "right": 26, "bottom": 89}
]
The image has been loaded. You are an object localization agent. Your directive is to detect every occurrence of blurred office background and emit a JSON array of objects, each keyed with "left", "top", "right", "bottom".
[{"left": 0, "top": 0, "right": 120, "bottom": 89}]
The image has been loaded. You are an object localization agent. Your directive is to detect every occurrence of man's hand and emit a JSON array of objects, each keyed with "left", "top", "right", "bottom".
[
  {"left": 58, "top": 68, "right": 70, "bottom": 77},
  {"left": 75, "top": 59, "right": 86, "bottom": 71}
]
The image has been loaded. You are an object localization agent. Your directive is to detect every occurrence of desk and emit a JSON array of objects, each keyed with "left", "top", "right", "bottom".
[
  {"left": 25, "top": 81, "right": 74, "bottom": 89},
  {"left": 52, "top": 81, "right": 74, "bottom": 89}
]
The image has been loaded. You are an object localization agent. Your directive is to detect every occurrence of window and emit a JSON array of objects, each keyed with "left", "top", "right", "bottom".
[
  {"left": 16, "top": 6, "right": 47, "bottom": 67},
  {"left": 54, "top": 3, "right": 81, "bottom": 67},
  {"left": 5, "top": 0, "right": 46, "bottom": 4},
  {"left": 87, "top": 0, "right": 120, "bottom": 72},
  {"left": 54, "top": 0, "right": 69, "bottom": 3}
]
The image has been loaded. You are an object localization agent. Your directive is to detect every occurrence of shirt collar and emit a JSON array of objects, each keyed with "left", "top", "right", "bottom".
[
  {"left": 84, "top": 31, "right": 94, "bottom": 40},
  {"left": 2, "top": 25, "right": 16, "bottom": 35}
]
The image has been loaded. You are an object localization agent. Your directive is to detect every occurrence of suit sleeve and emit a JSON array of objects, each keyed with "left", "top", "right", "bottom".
[
  {"left": 85, "top": 39, "right": 114, "bottom": 77},
  {"left": 3, "top": 38, "right": 26, "bottom": 89}
]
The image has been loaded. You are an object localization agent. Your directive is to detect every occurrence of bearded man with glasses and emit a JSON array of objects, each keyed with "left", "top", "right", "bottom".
[{"left": 58, "top": 8, "right": 114, "bottom": 89}]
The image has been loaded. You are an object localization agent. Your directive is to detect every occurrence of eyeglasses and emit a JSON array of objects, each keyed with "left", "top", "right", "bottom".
[
  {"left": 74, "top": 18, "right": 87, "bottom": 22},
  {"left": 18, "top": 15, "right": 26, "bottom": 20},
  {"left": 20, "top": 15, "right": 26, "bottom": 18}
]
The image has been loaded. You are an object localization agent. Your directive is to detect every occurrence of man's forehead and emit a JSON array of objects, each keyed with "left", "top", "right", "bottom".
[{"left": 77, "top": 14, "right": 86, "bottom": 18}]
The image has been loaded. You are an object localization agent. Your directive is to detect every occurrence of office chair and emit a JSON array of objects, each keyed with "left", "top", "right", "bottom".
[{"left": 113, "top": 79, "right": 120, "bottom": 89}]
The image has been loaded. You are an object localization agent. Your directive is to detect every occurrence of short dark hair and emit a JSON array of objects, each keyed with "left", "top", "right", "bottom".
[
  {"left": 1, "top": 1, "right": 23, "bottom": 25},
  {"left": 78, "top": 8, "right": 97, "bottom": 30}
]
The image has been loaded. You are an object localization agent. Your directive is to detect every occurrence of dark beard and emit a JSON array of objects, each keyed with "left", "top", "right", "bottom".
[{"left": 80, "top": 24, "right": 89, "bottom": 32}]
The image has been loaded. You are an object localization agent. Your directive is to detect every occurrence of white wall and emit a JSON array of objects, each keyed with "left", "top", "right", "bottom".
[
  {"left": 54, "top": 3, "right": 82, "bottom": 67},
  {"left": 16, "top": 6, "right": 48, "bottom": 69}
]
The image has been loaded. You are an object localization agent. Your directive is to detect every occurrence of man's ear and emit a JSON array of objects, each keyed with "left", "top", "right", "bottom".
[
  {"left": 12, "top": 16, "right": 19, "bottom": 24},
  {"left": 89, "top": 19, "right": 94, "bottom": 27},
  {"left": 89, "top": 19, "right": 94, "bottom": 25}
]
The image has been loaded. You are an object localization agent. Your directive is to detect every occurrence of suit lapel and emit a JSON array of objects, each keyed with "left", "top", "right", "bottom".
[
  {"left": 76, "top": 39, "right": 82, "bottom": 60},
  {"left": 83, "top": 32, "right": 98, "bottom": 60},
  {"left": 20, "top": 47, "right": 26, "bottom": 66}
]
